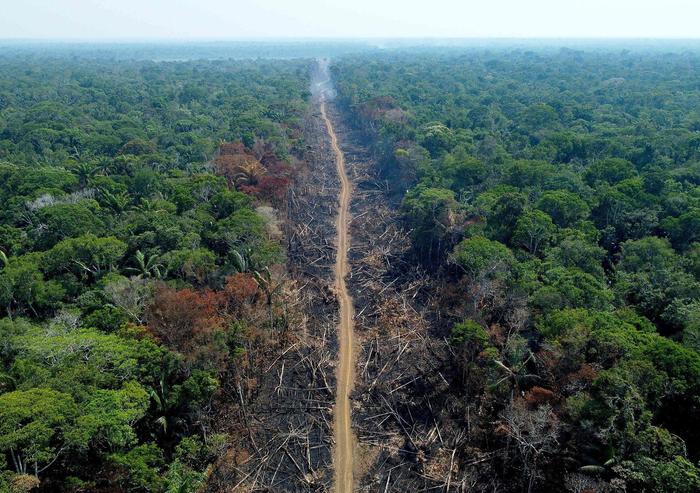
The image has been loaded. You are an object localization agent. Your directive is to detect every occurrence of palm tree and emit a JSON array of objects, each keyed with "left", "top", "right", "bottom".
[
  {"left": 72, "top": 162, "right": 100, "bottom": 187},
  {"left": 125, "top": 250, "right": 165, "bottom": 279},
  {"left": 231, "top": 159, "right": 266, "bottom": 187},
  {"left": 0, "top": 251, "right": 8, "bottom": 269},
  {"left": 100, "top": 189, "right": 131, "bottom": 214},
  {"left": 137, "top": 197, "right": 168, "bottom": 213},
  {"left": 95, "top": 157, "right": 114, "bottom": 175},
  {"left": 147, "top": 377, "right": 183, "bottom": 436},
  {"left": 252, "top": 267, "right": 284, "bottom": 330},
  {"left": 230, "top": 250, "right": 249, "bottom": 273}
]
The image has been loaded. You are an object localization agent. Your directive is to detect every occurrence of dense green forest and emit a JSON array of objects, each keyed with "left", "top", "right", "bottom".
[
  {"left": 3, "top": 42, "right": 700, "bottom": 492},
  {"left": 0, "top": 53, "right": 309, "bottom": 491},
  {"left": 333, "top": 48, "right": 700, "bottom": 491}
]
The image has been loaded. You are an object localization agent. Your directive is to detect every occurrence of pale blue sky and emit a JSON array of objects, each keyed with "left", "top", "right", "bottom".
[{"left": 1, "top": 0, "right": 698, "bottom": 39}]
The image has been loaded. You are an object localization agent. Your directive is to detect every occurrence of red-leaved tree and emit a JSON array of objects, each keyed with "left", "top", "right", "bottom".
[{"left": 147, "top": 285, "right": 225, "bottom": 356}]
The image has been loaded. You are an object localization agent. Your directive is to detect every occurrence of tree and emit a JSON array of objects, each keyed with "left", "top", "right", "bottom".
[
  {"left": 0, "top": 254, "right": 64, "bottom": 317},
  {"left": 204, "top": 208, "right": 266, "bottom": 257},
  {"left": 164, "top": 435, "right": 227, "bottom": 493},
  {"left": 616, "top": 237, "right": 700, "bottom": 326},
  {"left": 99, "top": 189, "right": 131, "bottom": 214},
  {"left": 450, "top": 320, "right": 494, "bottom": 394},
  {"left": 252, "top": 267, "right": 284, "bottom": 330},
  {"left": 536, "top": 190, "right": 590, "bottom": 228},
  {"left": 34, "top": 201, "right": 105, "bottom": 249},
  {"left": 214, "top": 150, "right": 265, "bottom": 189},
  {"left": 584, "top": 158, "right": 636, "bottom": 185},
  {"left": 532, "top": 267, "right": 613, "bottom": 311},
  {"left": 70, "top": 162, "right": 101, "bottom": 187},
  {"left": 545, "top": 232, "right": 606, "bottom": 277},
  {"left": 451, "top": 235, "right": 515, "bottom": 280},
  {"left": 69, "top": 382, "right": 150, "bottom": 451},
  {"left": 647, "top": 456, "right": 700, "bottom": 493},
  {"left": 125, "top": 250, "right": 165, "bottom": 279},
  {"left": 0, "top": 388, "right": 77, "bottom": 478},
  {"left": 163, "top": 248, "right": 217, "bottom": 285},
  {"left": 418, "top": 122, "right": 455, "bottom": 157},
  {"left": 662, "top": 209, "right": 700, "bottom": 250},
  {"left": 103, "top": 275, "right": 154, "bottom": 324},
  {"left": 451, "top": 236, "right": 517, "bottom": 313},
  {"left": 9, "top": 324, "right": 164, "bottom": 395},
  {"left": 513, "top": 210, "right": 556, "bottom": 255},
  {"left": 506, "top": 160, "right": 557, "bottom": 190},
  {"left": 210, "top": 189, "right": 252, "bottom": 219},
  {"left": 484, "top": 191, "right": 528, "bottom": 245},
  {"left": 502, "top": 400, "right": 560, "bottom": 493},
  {"left": 402, "top": 185, "right": 461, "bottom": 263},
  {"left": 146, "top": 285, "right": 227, "bottom": 366},
  {"left": 109, "top": 443, "right": 164, "bottom": 492},
  {"left": 45, "top": 234, "right": 127, "bottom": 280},
  {"left": 520, "top": 103, "right": 560, "bottom": 133},
  {"left": 442, "top": 154, "right": 486, "bottom": 189}
]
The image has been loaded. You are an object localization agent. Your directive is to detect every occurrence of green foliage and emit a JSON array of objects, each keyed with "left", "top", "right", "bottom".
[
  {"left": 0, "top": 50, "right": 306, "bottom": 489},
  {"left": 536, "top": 190, "right": 590, "bottom": 228},
  {"left": 163, "top": 248, "right": 217, "bottom": 284},
  {"left": 441, "top": 155, "right": 486, "bottom": 189},
  {"left": 532, "top": 267, "right": 613, "bottom": 311},
  {"left": 34, "top": 201, "right": 104, "bottom": 249},
  {"left": 646, "top": 456, "right": 700, "bottom": 493},
  {"left": 450, "top": 320, "right": 489, "bottom": 354},
  {"left": 402, "top": 185, "right": 460, "bottom": 263},
  {"left": 418, "top": 122, "right": 455, "bottom": 157},
  {"left": 484, "top": 191, "right": 528, "bottom": 245},
  {"left": 451, "top": 236, "right": 515, "bottom": 279},
  {"left": 512, "top": 210, "right": 556, "bottom": 255},
  {"left": 109, "top": 444, "right": 165, "bottom": 492},
  {"left": 0, "top": 388, "right": 77, "bottom": 476},
  {"left": 616, "top": 237, "right": 700, "bottom": 328},
  {"left": 44, "top": 234, "right": 127, "bottom": 281},
  {"left": 69, "top": 382, "right": 150, "bottom": 450},
  {"left": 450, "top": 320, "right": 489, "bottom": 348},
  {"left": 0, "top": 254, "right": 65, "bottom": 315},
  {"left": 9, "top": 324, "right": 165, "bottom": 395},
  {"left": 584, "top": 158, "right": 637, "bottom": 186},
  {"left": 335, "top": 48, "right": 700, "bottom": 491},
  {"left": 545, "top": 231, "right": 606, "bottom": 277},
  {"left": 210, "top": 190, "right": 252, "bottom": 219}
]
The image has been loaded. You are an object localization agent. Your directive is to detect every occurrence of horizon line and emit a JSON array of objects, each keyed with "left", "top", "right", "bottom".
[{"left": 3, "top": 36, "right": 700, "bottom": 43}]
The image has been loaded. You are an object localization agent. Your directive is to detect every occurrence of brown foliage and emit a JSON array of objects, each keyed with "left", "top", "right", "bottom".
[
  {"left": 145, "top": 276, "right": 264, "bottom": 367},
  {"left": 223, "top": 273, "right": 259, "bottom": 315},
  {"left": 214, "top": 141, "right": 293, "bottom": 207},
  {"left": 524, "top": 386, "right": 556, "bottom": 408},
  {"left": 214, "top": 153, "right": 265, "bottom": 188},
  {"left": 565, "top": 363, "right": 598, "bottom": 392},
  {"left": 147, "top": 284, "right": 226, "bottom": 355},
  {"left": 10, "top": 474, "right": 40, "bottom": 493},
  {"left": 359, "top": 96, "right": 401, "bottom": 121},
  {"left": 219, "top": 141, "right": 248, "bottom": 156},
  {"left": 256, "top": 174, "right": 290, "bottom": 205}
]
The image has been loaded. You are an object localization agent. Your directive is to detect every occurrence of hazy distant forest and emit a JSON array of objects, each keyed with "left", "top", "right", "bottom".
[{"left": 1, "top": 42, "right": 700, "bottom": 492}]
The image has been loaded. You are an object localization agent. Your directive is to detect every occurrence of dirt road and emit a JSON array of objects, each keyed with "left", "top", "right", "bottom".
[{"left": 320, "top": 99, "right": 356, "bottom": 493}]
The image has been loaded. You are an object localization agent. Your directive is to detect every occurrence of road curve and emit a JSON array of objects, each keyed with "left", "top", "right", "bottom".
[{"left": 321, "top": 100, "right": 356, "bottom": 493}]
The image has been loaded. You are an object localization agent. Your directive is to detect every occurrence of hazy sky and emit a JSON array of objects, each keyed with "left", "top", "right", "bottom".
[{"left": 1, "top": 0, "right": 699, "bottom": 39}]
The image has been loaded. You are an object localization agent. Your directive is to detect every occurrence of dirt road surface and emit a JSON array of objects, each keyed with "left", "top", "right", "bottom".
[{"left": 320, "top": 98, "right": 356, "bottom": 493}]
